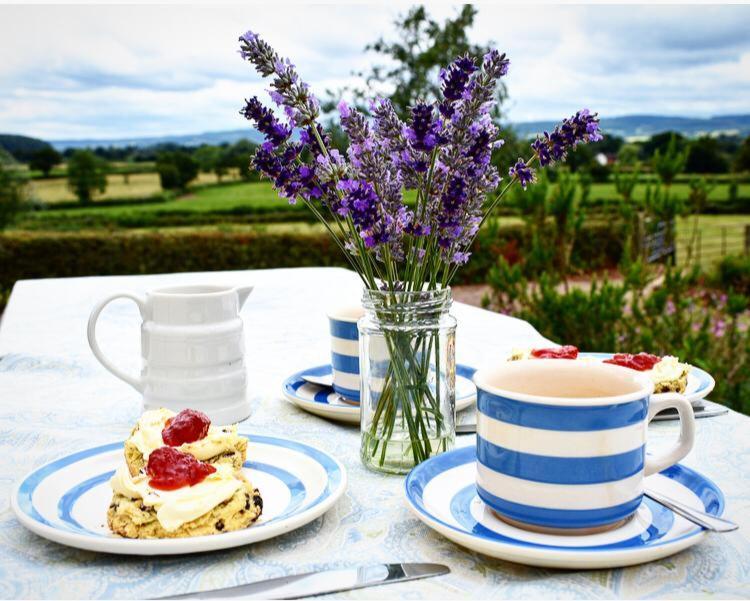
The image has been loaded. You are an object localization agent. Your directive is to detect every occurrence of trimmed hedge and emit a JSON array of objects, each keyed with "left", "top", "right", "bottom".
[{"left": 0, "top": 222, "right": 625, "bottom": 304}]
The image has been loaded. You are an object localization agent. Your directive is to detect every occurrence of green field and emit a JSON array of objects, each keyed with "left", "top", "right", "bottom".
[
  {"left": 31, "top": 170, "right": 243, "bottom": 203},
  {"left": 589, "top": 181, "right": 750, "bottom": 203},
  {"left": 675, "top": 214, "right": 750, "bottom": 266}
]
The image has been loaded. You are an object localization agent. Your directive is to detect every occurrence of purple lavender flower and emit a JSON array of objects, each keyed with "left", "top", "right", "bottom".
[
  {"left": 239, "top": 31, "right": 319, "bottom": 126},
  {"left": 237, "top": 29, "right": 602, "bottom": 276},
  {"left": 532, "top": 110, "right": 602, "bottom": 167},
  {"left": 338, "top": 179, "right": 383, "bottom": 247},
  {"left": 240, "top": 97, "right": 291, "bottom": 146},
  {"left": 439, "top": 55, "right": 477, "bottom": 118},
  {"left": 509, "top": 159, "right": 535, "bottom": 189},
  {"left": 404, "top": 103, "right": 444, "bottom": 152}
]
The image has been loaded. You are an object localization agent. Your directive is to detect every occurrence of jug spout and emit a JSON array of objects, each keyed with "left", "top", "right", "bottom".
[{"left": 236, "top": 285, "right": 254, "bottom": 309}]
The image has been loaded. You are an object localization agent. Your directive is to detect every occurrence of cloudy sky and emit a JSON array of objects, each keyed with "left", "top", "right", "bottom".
[{"left": 1, "top": 3, "right": 749, "bottom": 141}]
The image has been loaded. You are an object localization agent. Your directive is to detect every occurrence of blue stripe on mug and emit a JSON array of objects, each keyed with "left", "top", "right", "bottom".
[
  {"left": 477, "top": 390, "right": 648, "bottom": 431},
  {"left": 332, "top": 384, "right": 360, "bottom": 402},
  {"left": 331, "top": 352, "right": 359, "bottom": 374},
  {"left": 477, "top": 437, "right": 645, "bottom": 485},
  {"left": 329, "top": 319, "right": 359, "bottom": 341},
  {"left": 476, "top": 484, "right": 642, "bottom": 529}
]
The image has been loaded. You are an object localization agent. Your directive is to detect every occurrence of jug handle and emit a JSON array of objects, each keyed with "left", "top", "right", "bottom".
[{"left": 87, "top": 292, "right": 147, "bottom": 393}]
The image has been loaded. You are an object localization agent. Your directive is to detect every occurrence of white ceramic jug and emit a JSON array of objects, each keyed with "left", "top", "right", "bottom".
[{"left": 87, "top": 284, "right": 254, "bottom": 424}]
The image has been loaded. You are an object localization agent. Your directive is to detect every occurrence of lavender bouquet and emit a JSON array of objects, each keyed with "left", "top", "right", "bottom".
[{"left": 238, "top": 30, "right": 601, "bottom": 472}]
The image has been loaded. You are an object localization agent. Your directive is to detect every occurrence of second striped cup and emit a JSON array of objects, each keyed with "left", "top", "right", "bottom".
[
  {"left": 327, "top": 305, "right": 365, "bottom": 403},
  {"left": 473, "top": 359, "right": 696, "bottom": 534}
]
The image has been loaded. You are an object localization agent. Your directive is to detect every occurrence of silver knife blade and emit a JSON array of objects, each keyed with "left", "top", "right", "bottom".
[{"left": 159, "top": 563, "right": 449, "bottom": 600}]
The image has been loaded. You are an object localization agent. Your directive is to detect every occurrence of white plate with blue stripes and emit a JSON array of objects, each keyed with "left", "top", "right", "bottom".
[
  {"left": 11, "top": 435, "right": 347, "bottom": 555},
  {"left": 282, "top": 364, "right": 478, "bottom": 424},
  {"left": 405, "top": 445, "right": 725, "bottom": 569}
]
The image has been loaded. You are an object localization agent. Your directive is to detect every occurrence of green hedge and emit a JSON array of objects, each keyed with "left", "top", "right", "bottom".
[
  {"left": 717, "top": 254, "right": 750, "bottom": 295},
  {"left": 0, "top": 222, "right": 625, "bottom": 306}
]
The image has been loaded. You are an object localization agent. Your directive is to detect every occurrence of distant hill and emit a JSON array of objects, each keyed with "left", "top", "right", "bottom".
[
  {"left": 0, "top": 134, "right": 52, "bottom": 161},
  {"left": 513, "top": 114, "right": 750, "bottom": 140},
  {"left": 49, "top": 129, "right": 265, "bottom": 151},
  {"left": 5, "top": 114, "right": 746, "bottom": 153}
]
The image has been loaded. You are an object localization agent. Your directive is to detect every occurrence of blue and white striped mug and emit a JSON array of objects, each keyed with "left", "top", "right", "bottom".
[
  {"left": 474, "top": 359, "right": 696, "bottom": 533},
  {"left": 327, "top": 305, "right": 365, "bottom": 402}
]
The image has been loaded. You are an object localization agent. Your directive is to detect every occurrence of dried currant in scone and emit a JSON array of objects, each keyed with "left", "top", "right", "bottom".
[
  {"left": 146, "top": 446, "right": 216, "bottom": 490},
  {"left": 161, "top": 409, "right": 211, "bottom": 446}
]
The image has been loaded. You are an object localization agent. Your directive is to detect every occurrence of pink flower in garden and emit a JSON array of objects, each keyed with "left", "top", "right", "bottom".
[
  {"left": 665, "top": 299, "right": 676, "bottom": 316},
  {"left": 712, "top": 319, "right": 727, "bottom": 338},
  {"left": 692, "top": 322, "right": 702, "bottom": 332}
]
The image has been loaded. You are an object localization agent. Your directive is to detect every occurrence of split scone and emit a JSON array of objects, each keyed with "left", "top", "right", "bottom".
[
  {"left": 648, "top": 355, "right": 690, "bottom": 394},
  {"left": 108, "top": 447, "right": 263, "bottom": 539},
  {"left": 125, "top": 408, "right": 247, "bottom": 476}
]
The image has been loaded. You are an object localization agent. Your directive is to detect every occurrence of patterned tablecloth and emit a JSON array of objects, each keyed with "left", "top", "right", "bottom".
[{"left": 0, "top": 267, "right": 748, "bottom": 599}]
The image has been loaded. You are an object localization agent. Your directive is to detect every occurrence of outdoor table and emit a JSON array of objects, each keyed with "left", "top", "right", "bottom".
[{"left": 0, "top": 267, "right": 748, "bottom": 599}]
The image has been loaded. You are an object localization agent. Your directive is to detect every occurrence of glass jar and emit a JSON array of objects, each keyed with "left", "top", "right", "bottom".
[{"left": 358, "top": 287, "right": 457, "bottom": 474}]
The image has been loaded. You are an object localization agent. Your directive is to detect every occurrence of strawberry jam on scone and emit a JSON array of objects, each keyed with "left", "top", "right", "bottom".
[{"left": 124, "top": 408, "right": 247, "bottom": 477}]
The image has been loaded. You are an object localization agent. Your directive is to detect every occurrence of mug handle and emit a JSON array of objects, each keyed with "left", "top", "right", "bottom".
[
  {"left": 87, "top": 292, "right": 147, "bottom": 393},
  {"left": 644, "top": 392, "right": 696, "bottom": 477}
]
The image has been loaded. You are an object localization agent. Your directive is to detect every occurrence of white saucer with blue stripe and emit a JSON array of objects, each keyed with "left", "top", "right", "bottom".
[
  {"left": 579, "top": 353, "right": 715, "bottom": 406},
  {"left": 405, "top": 446, "right": 725, "bottom": 569},
  {"left": 11, "top": 435, "right": 347, "bottom": 555},
  {"left": 283, "top": 364, "right": 478, "bottom": 424}
]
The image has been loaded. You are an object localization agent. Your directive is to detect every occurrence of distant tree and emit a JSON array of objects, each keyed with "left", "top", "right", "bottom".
[
  {"left": 685, "top": 137, "right": 729, "bottom": 174},
  {"left": 226, "top": 140, "right": 259, "bottom": 181},
  {"left": 651, "top": 134, "right": 687, "bottom": 186},
  {"left": 67, "top": 150, "right": 107, "bottom": 204},
  {"left": 617, "top": 144, "right": 640, "bottom": 166},
  {"left": 0, "top": 150, "right": 29, "bottom": 230},
  {"left": 29, "top": 146, "right": 62, "bottom": 177},
  {"left": 326, "top": 5, "right": 506, "bottom": 119},
  {"left": 735, "top": 136, "right": 750, "bottom": 173},
  {"left": 193, "top": 145, "right": 229, "bottom": 182},
  {"left": 565, "top": 134, "right": 621, "bottom": 173},
  {"left": 641, "top": 131, "right": 686, "bottom": 160},
  {"left": 156, "top": 151, "right": 198, "bottom": 191}
]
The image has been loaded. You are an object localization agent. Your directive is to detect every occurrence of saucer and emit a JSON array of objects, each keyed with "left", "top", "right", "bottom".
[
  {"left": 580, "top": 352, "right": 715, "bottom": 406},
  {"left": 405, "top": 445, "right": 725, "bottom": 569},
  {"left": 12, "top": 435, "right": 346, "bottom": 555},
  {"left": 283, "top": 364, "right": 477, "bottom": 424}
]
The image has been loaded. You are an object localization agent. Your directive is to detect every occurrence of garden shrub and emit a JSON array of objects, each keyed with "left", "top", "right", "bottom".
[
  {"left": 485, "top": 259, "right": 750, "bottom": 415},
  {"left": 717, "top": 254, "right": 750, "bottom": 295}
]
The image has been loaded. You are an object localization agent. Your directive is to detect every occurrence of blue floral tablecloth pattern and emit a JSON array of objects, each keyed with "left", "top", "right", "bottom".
[{"left": 0, "top": 267, "right": 748, "bottom": 599}]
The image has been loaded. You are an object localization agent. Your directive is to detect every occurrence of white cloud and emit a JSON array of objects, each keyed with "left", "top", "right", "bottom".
[{"left": 0, "top": 3, "right": 748, "bottom": 139}]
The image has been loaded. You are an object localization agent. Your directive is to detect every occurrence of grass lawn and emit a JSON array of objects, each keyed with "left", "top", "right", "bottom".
[{"left": 592, "top": 181, "right": 750, "bottom": 203}]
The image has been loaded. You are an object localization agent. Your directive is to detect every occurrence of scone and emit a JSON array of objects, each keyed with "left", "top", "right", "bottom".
[
  {"left": 107, "top": 454, "right": 263, "bottom": 539},
  {"left": 125, "top": 408, "right": 247, "bottom": 476},
  {"left": 651, "top": 356, "right": 690, "bottom": 394}
]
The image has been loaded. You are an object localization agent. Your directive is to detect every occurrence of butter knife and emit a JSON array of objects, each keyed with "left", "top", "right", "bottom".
[{"left": 159, "top": 562, "right": 449, "bottom": 600}]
